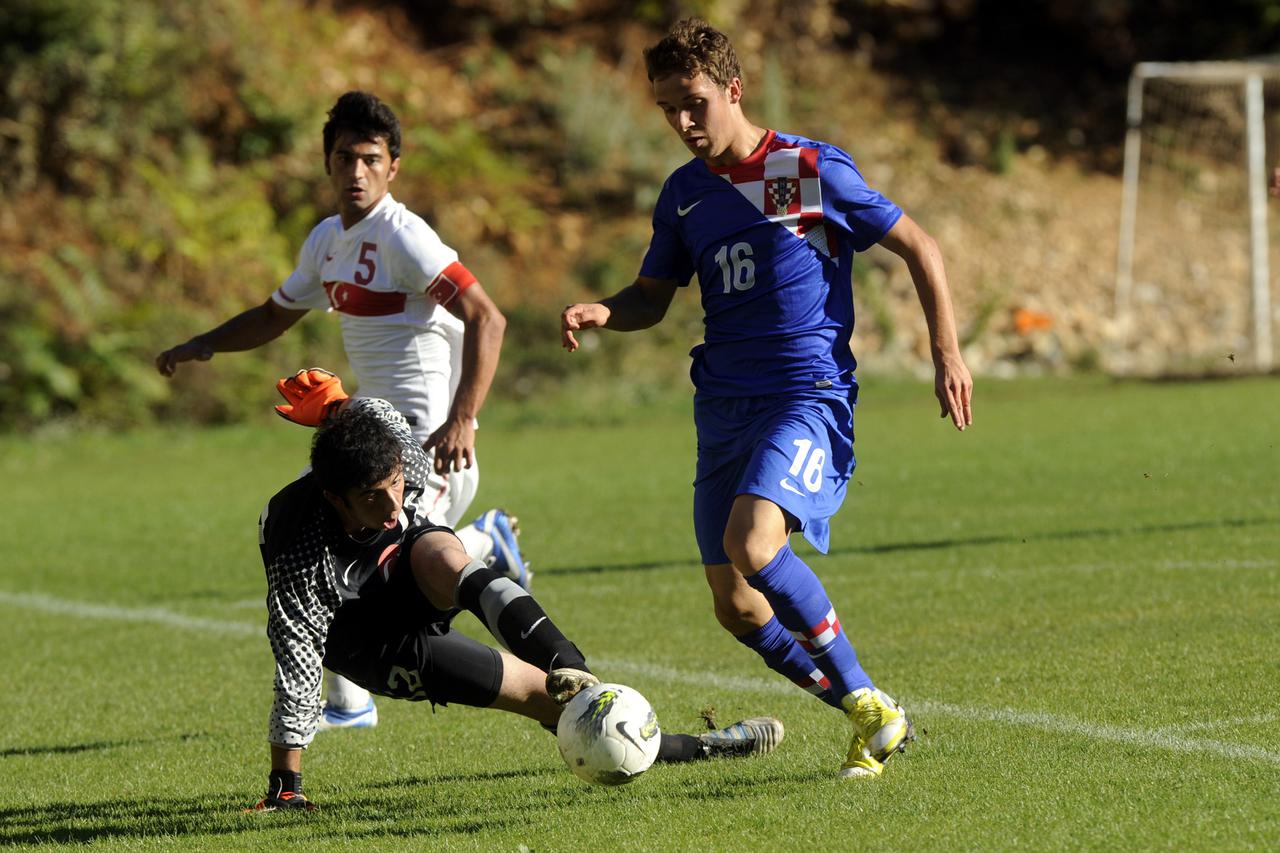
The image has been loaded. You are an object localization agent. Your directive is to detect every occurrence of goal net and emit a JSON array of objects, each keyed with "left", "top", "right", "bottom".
[{"left": 1114, "top": 61, "right": 1280, "bottom": 375}]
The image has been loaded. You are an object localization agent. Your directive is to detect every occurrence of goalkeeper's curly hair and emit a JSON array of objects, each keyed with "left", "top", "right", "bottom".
[
  {"left": 322, "top": 90, "right": 401, "bottom": 163},
  {"left": 643, "top": 18, "right": 742, "bottom": 90},
  {"left": 311, "top": 407, "right": 403, "bottom": 498}
]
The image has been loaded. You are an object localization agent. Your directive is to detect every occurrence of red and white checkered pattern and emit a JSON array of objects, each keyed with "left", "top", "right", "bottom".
[
  {"left": 715, "top": 133, "right": 835, "bottom": 257},
  {"left": 795, "top": 667, "right": 832, "bottom": 696},
  {"left": 789, "top": 606, "right": 842, "bottom": 656}
]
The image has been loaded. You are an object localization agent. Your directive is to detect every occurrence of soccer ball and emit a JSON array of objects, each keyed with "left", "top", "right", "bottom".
[{"left": 556, "top": 682, "right": 661, "bottom": 785}]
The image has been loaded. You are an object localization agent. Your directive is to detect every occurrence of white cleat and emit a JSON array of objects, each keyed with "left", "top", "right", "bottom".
[
  {"left": 698, "top": 716, "right": 785, "bottom": 757},
  {"left": 317, "top": 698, "right": 378, "bottom": 730},
  {"left": 546, "top": 668, "right": 600, "bottom": 706}
]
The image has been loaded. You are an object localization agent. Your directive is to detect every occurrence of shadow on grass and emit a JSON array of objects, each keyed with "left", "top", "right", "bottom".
[
  {"left": 1, "top": 740, "right": 143, "bottom": 758},
  {"left": 542, "top": 515, "right": 1279, "bottom": 575},
  {"left": 653, "top": 762, "right": 831, "bottom": 794},
  {"left": 323, "top": 767, "right": 593, "bottom": 838},
  {"left": 0, "top": 793, "right": 250, "bottom": 845},
  {"left": 0, "top": 732, "right": 211, "bottom": 758},
  {"left": 837, "top": 515, "right": 1278, "bottom": 557},
  {"left": 329, "top": 764, "right": 816, "bottom": 838},
  {"left": 0, "top": 787, "right": 537, "bottom": 844},
  {"left": 0, "top": 765, "right": 816, "bottom": 843},
  {"left": 365, "top": 767, "right": 547, "bottom": 788}
]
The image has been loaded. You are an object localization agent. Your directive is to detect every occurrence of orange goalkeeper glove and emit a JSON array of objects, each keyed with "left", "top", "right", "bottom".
[{"left": 274, "top": 368, "right": 349, "bottom": 427}]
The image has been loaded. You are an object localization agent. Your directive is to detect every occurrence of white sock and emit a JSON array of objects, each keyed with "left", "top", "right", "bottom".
[
  {"left": 325, "top": 671, "right": 371, "bottom": 710},
  {"left": 455, "top": 524, "right": 495, "bottom": 564}
]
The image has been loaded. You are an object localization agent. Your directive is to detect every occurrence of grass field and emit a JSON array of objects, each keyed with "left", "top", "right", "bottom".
[{"left": 1, "top": 375, "right": 1277, "bottom": 850}]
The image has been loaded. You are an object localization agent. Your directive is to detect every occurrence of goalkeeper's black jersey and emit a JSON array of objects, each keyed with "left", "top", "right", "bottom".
[{"left": 256, "top": 397, "right": 432, "bottom": 747}]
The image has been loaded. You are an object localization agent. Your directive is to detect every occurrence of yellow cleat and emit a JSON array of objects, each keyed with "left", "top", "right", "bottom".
[
  {"left": 841, "top": 687, "right": 915, "bottom": 774},
  {"left": 839, "top": 735, "right": 885, "bottom": 779}
]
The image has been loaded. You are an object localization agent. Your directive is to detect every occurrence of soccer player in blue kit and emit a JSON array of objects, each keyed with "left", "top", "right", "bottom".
[{"left": 561, "top": 19, "right": 973, "bottom": 779}]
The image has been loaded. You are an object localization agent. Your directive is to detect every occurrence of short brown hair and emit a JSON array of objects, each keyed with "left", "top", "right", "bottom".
[{"left": 644, "top": 18, "right": 742, "bottom": 88}]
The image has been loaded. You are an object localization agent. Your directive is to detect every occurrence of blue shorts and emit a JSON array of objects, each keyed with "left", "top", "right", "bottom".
[{"left": 692, "top": 389, "right": 856, "bottom": 565}]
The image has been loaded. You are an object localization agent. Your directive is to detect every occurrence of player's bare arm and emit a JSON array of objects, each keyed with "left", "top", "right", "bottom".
[
  {"left": 1270, "top": 167, "right": 1280, "bottom": 197},
  {"left": 424, "top": 282, "right": 505, "bottom": 474},
  {"left": 155, "top": 297, "right": 307, "bottom": 376},
  {"left": 560, "top": 275, "right": 679, "bottom": 351},
  {"left": 877, "top": 214, "right": 973, "bottom": 431}
]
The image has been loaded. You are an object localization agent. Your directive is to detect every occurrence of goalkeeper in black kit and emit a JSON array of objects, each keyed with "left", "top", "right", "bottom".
[{"left": 249, "top": 369, "right": 785, "bottom": 811}]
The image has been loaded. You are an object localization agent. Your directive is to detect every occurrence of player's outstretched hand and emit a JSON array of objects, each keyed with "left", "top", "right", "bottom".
[
  {"left": 274, "top": 368, "right": 349, "bottom": 427},
  {"left": 560, "top": 303, "right": 611, "bottom": 352},
  {"left": 155, "top": 340, "right": 214, "bottom": 377},
  {"left": 246, "top": 791, "right": 318, "bottom": 813},
  {"left": 424, "top": 416, "right": 476, "bottom": 474},
  {"left": 935, "top": 352, "right": 973, "bottom": 431}
]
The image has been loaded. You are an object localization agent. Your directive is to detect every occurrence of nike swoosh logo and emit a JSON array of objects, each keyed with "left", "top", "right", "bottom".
[
  {"left": 615, "top": 721, "right": 643, "bottom": 749},
  {"left": 677, "top": 200, "right": 702, "bottom": 217},
  {"left": 779, "top": 478, "right": 805, "bottom": 497},
  {"left": 520, "top": 616, "right": 547, "bottom": 640}
]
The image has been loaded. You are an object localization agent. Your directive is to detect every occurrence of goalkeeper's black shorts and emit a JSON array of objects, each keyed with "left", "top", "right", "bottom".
[{"left": 322, "top": 524, "right": 504, "bottom": 709}]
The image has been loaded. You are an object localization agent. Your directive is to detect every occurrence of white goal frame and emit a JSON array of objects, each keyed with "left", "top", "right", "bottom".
[{"left": 1115, "top": 60, "right": 1279, "bottom": 372}]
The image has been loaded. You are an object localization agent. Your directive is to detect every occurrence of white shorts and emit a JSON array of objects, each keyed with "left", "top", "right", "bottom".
[{"left": 353, "top": 321, "right": 480, "bottom": 528}]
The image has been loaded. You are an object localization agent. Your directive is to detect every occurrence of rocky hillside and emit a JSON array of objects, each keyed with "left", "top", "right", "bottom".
[{"left": 2, "top": 0, "right": 1274, "bottom": 427}]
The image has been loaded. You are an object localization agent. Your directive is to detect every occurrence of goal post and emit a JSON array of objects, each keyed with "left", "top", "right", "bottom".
[{"left": 1115, "top": 60, "right": 1279, "bottom": 374}]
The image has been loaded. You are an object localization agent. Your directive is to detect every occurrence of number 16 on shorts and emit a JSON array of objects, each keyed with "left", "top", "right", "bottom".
[
  {"left": 756, "top": 415, "right": 852, "bottom": 556},
  {"left": 782, "top": 438, "right": 826, "bottom": 495},
  {"left": 752, "top": 409, "right": 853, "bottom": 529}
]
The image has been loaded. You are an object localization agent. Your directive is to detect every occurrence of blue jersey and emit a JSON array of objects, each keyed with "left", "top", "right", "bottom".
[{"left": 639, "top": 130, "right": 901, "bottom": 397}]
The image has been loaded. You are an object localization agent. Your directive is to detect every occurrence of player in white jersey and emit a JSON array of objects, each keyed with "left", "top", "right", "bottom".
[
  {"left": 271, "top": 162, "right": 483, "bottom": 526},
  {"left": 156, "top": 91, "right": 526, "bottom": 729}
]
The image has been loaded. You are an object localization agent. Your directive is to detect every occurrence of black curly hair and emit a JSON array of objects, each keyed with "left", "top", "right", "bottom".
[
  {"left": 311, "top": 406, "right": 403, "bottom": 499},
  {"left": 322, "top": 91, "right": 402, "bottom": 164}
]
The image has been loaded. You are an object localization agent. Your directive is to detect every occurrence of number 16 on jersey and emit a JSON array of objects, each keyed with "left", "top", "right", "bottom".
[{"left": 715, "top": 242, "right": 755, "bottom": 293}]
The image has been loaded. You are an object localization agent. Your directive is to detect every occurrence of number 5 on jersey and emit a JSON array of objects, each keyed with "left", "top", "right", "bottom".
[{"left": 354, "top": 241, "right": 378, "bottom": 285}]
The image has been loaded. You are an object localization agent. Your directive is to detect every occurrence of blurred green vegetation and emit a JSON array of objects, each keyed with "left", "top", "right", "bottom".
[
  {"left": 0, "top": 0, "right": 697, "bottom": 429},
  {"left": 0, "top": 0, "right": 339, "bottom": 426},
  {"left": 3, "top": 0, "right": 1277, "bottom": 429}
]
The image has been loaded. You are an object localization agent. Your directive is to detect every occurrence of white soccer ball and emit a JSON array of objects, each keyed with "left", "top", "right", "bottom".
[{"left": 556, "top": 682, "right": 661, "bottom": 785}]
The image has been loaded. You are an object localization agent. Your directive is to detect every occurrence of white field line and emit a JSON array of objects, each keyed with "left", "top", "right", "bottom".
[
  {"left": 907, "top": 702, "right": 1280, "bottom": 767},
  {"left": 1150, "top": 712, "right": 1280, "bottom": 736},
  {"left": 1158, "top": 559, "right": 1278, "bottom": 570},
  {"left": 5, "top": 590, "right": 1280, "bottom": 767},
  {"left": 593, "top": 659, "right": 1280, "bottom": 768},
  {"left": 0, "top": 590, "right": 259, "bottom": 637}
]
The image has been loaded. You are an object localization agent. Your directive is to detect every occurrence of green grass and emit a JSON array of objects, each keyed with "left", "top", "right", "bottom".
[{"left": 1, "top": 376, "right": 1278, "bottom": 849}]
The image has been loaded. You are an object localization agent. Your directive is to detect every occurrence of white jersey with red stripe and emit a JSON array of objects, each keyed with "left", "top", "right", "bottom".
[
  {"left": 272, "top": 192, "right": 476, "bottom": 428},
  {"left": 271, "top": 193, "right": 479, "bottom": 524}
]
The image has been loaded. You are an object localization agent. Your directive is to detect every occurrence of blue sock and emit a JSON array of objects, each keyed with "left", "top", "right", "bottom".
[
  {"left": 735, "top": 617, "right": 842, "bottom": 709},
  {"left": 746, "top": 544, "right": 872, "bottom": 700}
]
